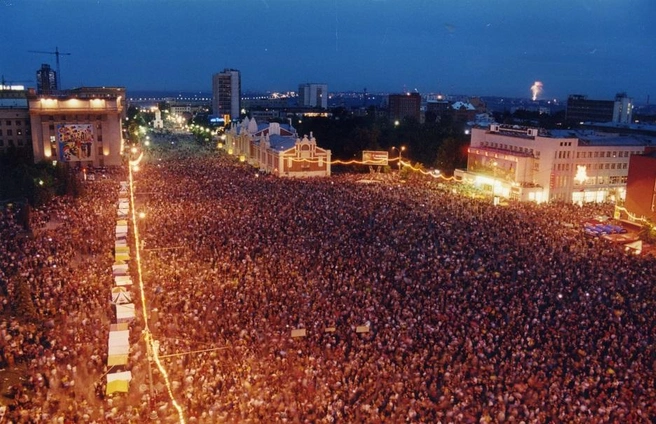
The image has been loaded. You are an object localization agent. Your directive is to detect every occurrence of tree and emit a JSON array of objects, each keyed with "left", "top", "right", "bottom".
[{"left": 434, "top": 136, "right": 467, "bottom": 175}]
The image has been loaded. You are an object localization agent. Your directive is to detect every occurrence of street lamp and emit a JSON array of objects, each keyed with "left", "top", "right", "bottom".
[{"left": 391, "top": 146, "right": 406, "bottom": 171}]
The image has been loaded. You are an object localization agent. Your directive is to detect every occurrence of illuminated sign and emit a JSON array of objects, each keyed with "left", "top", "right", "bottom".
[{"left": 362, "top": 150, "right": 389, "bottom": 166}]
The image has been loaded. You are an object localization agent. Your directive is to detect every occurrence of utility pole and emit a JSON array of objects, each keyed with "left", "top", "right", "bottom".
[{"left": 28, "top": 47, "right": 71, "bottom": 89}]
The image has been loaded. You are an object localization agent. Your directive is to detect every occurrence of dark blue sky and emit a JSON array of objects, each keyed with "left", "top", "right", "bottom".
[{"left": 2, "top": 0, "right": 654, "bottom": 101}]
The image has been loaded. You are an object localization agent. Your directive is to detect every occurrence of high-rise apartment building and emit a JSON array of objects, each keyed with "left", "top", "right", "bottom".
[
  {"left": 36, "top": 64, "right": 57, "bottom": 95},
  {"left": 212, "top": 69, "right": 241, "bottom": 122},
  {"left": 298, "top": 83, "right": 328, "bottom": 109}
]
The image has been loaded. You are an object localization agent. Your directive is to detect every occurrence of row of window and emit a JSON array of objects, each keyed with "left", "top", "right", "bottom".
[
  {"left": 576, "top": 175, "right": 628, "bottom": 185},
  {"left": 47, "top": 123, "right": 102, "bottom": 131},
  {"left": 0, "top": 120, "right": 24, "bottom": 126},
  {"left": 576, "top": 150, "right": 638, "bottom": 159},
  {"left": 552, "top": 174, "right": 628, "bottom": 188},
  {"left": 0, "top": 140, "right": 25, "bottom": 147},
  {"left": 0, "top": 129, "right": 27, "bottom": 136},
  {"left": 480, "top": 141, "right": 539, "bottom": 157},
  {"left": 556, "top": 162, "right": 628, "bottom": 171},
  {"left": 47, "top": 115, "right": 103, "bottom": 121}
]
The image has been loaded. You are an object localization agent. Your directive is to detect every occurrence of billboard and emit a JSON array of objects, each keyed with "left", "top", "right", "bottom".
[
  {"left": 57, "top": 124, "right": 94, "bottom": 162},
  {"left": 362, "top": 150, "right": 389, "bottom": 166}
]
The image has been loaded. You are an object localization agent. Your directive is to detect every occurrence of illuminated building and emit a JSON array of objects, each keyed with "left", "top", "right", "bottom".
[
  {"left": 29, "top": 87, "right": 126, "bottom": 167},
  {"left": 457, "top": 124, "right": 651, "bottom": 203},
  {"left": 224, "top": 117, "right": 331, "bottom": 177},
  {"left": 623, "top": 150, "right": 656, "bottom": 222},
  {"left": 298, "top": 83, "right": 328, "bottom": 109},
  {"left": 388, "top": 92, "right": 421, "bottom": 123},
  {"left": 0, "top": 86, "right": 32, "bottom": 154},
  {"left": 212, "top": 69, "right": 241, "bottom": 122}
]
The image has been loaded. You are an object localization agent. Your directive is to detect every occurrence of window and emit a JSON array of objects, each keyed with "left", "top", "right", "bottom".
[
  {"left": 6, "top": 129, "right": 12, "bottom": 136},
  {"left": 622, "top": 163, "right": 627, "bottom": 169},
  {"left": 0, "top": 130, "right": 2, "bottom": 136},
  {"left": 5, "top": 120, "right": 11, "bottom": 126},
  {"left": 594, "top": 152, "right": 598, "bottom": 158}
]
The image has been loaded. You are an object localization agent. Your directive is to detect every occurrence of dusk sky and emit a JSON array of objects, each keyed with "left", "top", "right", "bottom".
[{"left": 2, "top": 0, "right": 655, "bottom": 101}]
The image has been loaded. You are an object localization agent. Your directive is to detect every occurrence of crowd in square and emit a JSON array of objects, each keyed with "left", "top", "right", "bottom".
[{"left": 0, "top": 136, "right": 654, "bottom": 422}]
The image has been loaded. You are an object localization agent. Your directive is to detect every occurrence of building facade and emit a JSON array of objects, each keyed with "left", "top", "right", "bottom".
[
  {"left": 224, "top": 117, "right": 331, "bottom": 177},
  {"left": 457, "top": 124, "right": 650, "bottom": 203},
  {"left": 298, "top": 83, "right": 328, "bottom": 109},
  {"left": 212, "top": 69, "right": 241, "bottom": 122},
  {"left": 29, "top": 87, "right": 126, "bottom": 167},
  {"left": 388, "top": 93, "right": 421, "bottom": 123},
  {"left": 36, "top": 64, "right": 57, "bottom": 95},
  {"left": 566, "top": 93, "right": 633, "bottom": 124},
  {"left": 0, "top": 87, "right": 32, "bottom": 154},
  {"left": 623, "top": 151, "right": 656, "bottom": 222}
]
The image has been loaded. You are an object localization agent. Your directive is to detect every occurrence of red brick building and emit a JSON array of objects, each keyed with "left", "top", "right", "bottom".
[
  {"left": 388, "top": 93, "right": 421, "bottom": 123},
  {"left": 624, "top": 150, "right": 656, "bottom": 221}
]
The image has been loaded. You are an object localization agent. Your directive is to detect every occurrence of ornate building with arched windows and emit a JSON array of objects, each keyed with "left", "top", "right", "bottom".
[{"left": 224, "top": 117, "right": 331, "bottom": 177}]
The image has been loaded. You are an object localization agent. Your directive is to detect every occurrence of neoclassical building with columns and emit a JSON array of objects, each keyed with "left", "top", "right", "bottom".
[
  {"left": 29, "top": 87, "right": 126, "bottom": 167},
  {"left": 223, "top": 117, "right": 331, "bottom": 177}
]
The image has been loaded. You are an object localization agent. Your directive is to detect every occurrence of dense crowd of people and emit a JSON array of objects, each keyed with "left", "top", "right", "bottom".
[
  {"left": 0, "top": 168, "right": 140, "bottom": 421},
  {"left": 0, "top": 133, "right": 654, "bottom": 422}
]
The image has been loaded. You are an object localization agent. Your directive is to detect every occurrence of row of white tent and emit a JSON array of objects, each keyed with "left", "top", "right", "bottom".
[{"left": 107, "top": 181, "right": 135, "bottom": 395}]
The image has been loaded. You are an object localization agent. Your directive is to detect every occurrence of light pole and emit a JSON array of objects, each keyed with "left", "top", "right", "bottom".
[{"left": 391, "top": 146, "right": 406, "bottom": 172}]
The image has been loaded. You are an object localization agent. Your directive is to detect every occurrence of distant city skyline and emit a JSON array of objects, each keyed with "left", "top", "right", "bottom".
[{"left": 2, "top": 1, "right": 654, "bottom": 101}]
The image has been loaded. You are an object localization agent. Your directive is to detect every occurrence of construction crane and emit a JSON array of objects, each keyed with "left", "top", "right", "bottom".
[{"left": 28, "top": 46, "right": 71, "bottom": 89}]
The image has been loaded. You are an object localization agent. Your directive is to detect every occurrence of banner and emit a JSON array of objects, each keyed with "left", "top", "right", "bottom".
[
  {"left": 362, "top": 150, "right": 389, "bottom": 165},
  {"left": 57, "top": 124, "right": 94, "bottom": 161}
]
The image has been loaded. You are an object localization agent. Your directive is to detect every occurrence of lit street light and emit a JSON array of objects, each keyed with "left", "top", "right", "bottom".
[{"left": 391, "top": 146, "right": 406, "bottom": 171}]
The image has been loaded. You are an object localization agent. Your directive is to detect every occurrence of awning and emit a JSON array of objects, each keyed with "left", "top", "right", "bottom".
[
  {"left": 106, "top": 371, "right": 132, "bottom": 395},
  {"left": 114, "top": 275, "right": 133, "bottom": 287},
  {"left": 108, "top": 330, "right": 130, "bottom": 366},
  {"left": 116, "top": 303, "right": 135, "bottom": 323},
  {"left": 111, "top": 287, "right": 132, "bottom": 305}
]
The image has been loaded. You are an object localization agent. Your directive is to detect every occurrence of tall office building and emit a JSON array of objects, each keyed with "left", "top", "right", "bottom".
[
  {"left": 298, "top": 83, "right": 328, "bottom": 109},
  {"left": 212, "top": 69, "right": 241, "bottom": 122},
  {"left": 36, "top": 64, "right": 57, "bottom": 95}
]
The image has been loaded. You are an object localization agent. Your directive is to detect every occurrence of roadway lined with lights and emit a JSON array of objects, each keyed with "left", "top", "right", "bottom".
[{"left": 128, "top": 151, "right": 186, "bottom": 424}]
